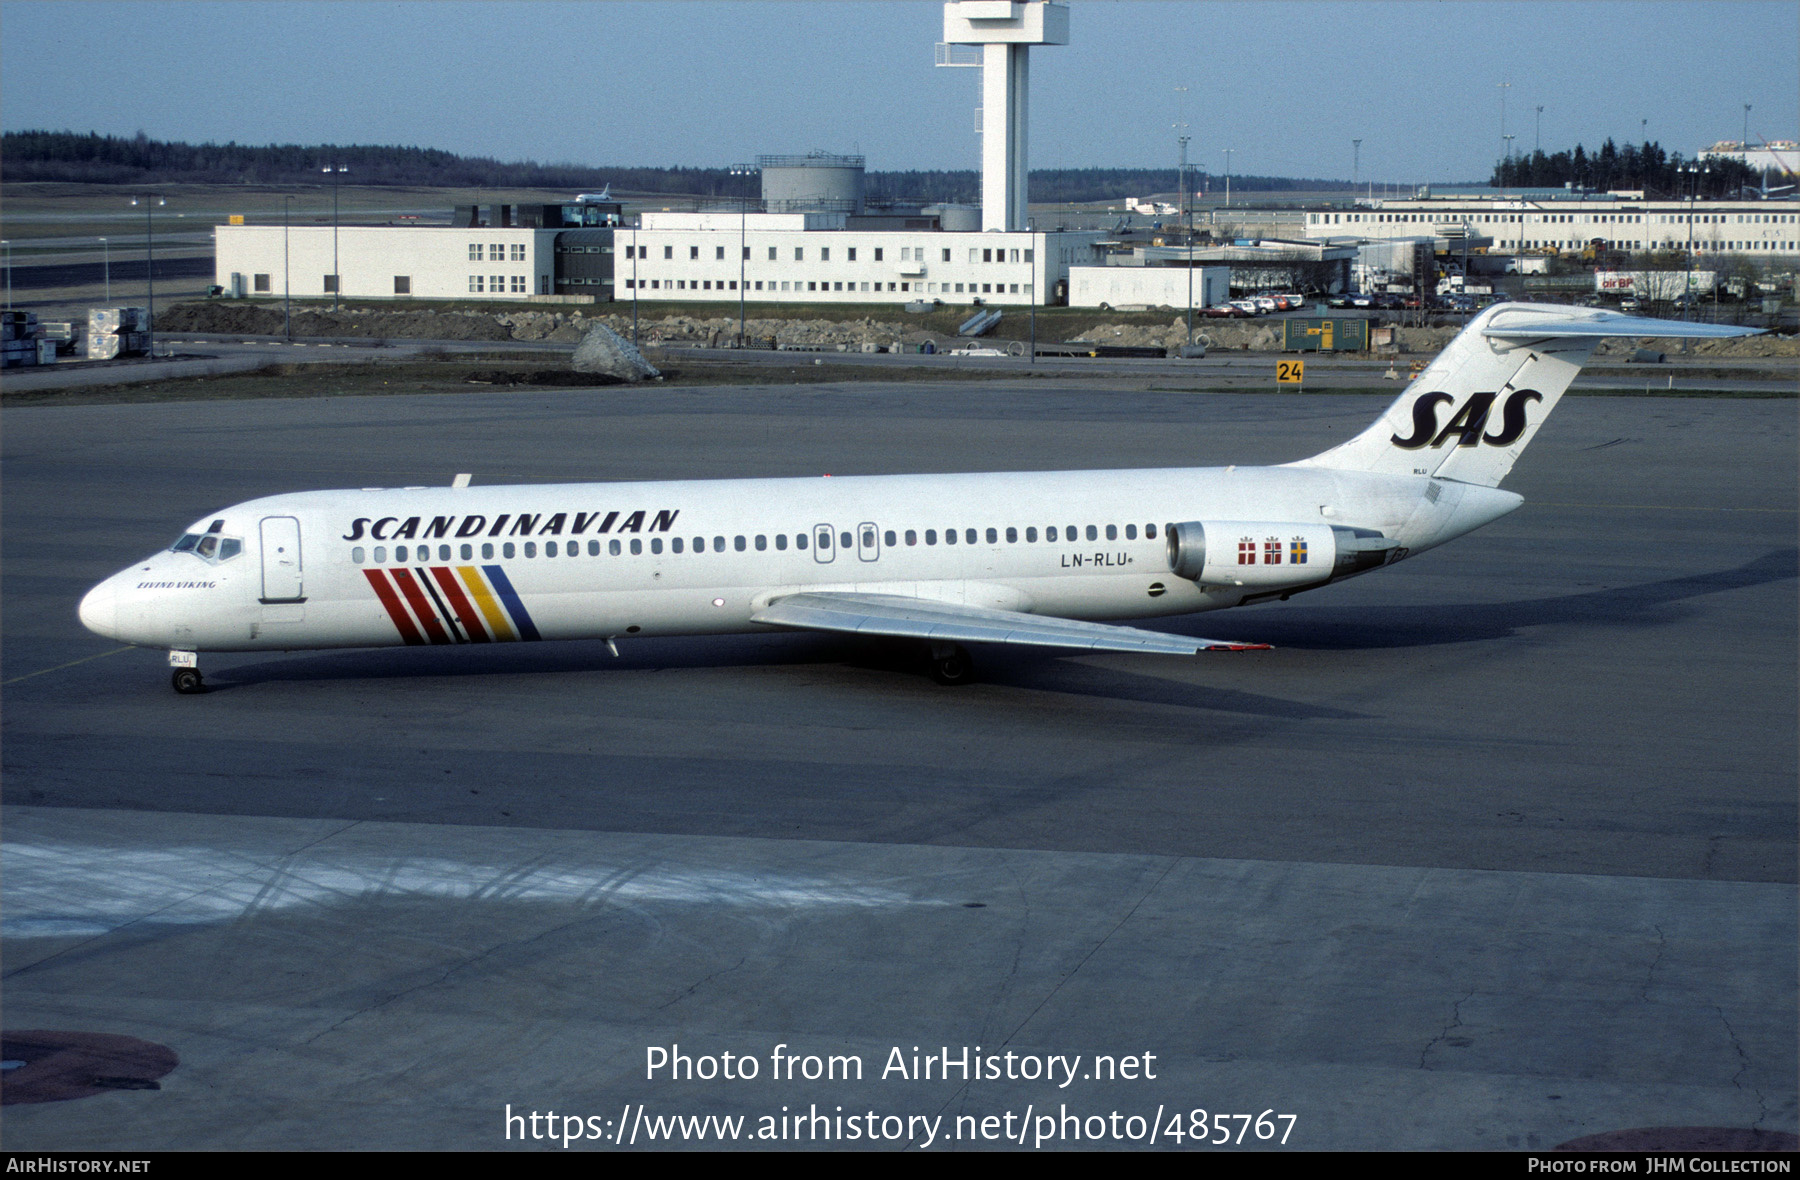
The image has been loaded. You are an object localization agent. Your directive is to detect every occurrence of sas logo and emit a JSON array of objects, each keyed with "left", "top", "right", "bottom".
[{"left": 1391, "top": 389, "right": 1543, "bottom": 450}]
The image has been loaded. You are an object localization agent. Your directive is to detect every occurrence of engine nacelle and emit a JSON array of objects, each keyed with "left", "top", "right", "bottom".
[{"left": 1166, "top": 521, "right": 1395, "bottom": 586}]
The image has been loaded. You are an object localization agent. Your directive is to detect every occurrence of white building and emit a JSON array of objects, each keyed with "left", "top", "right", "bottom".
[
  {"left": 215, "top": 225, "right": 558, "bottom": 301},
  {"left": 616, "top": 211, "right": 1103, "bottom": 306},
  {"left": 1303, "top": 194, "right": 1800, "bottom": 261},
  {"left": 1066, "top": 264, "right": 1228, "bottom": 310}
]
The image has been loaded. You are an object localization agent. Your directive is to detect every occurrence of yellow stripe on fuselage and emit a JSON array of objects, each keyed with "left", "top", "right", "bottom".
[{"left": 457, "top": 566, "right": 517, "bottom": 641}]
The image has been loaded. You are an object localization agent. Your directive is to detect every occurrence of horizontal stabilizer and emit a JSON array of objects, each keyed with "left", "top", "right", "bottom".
[
  {"left": 1482, "top": 312, "right": 1758, "bottom": 340},
  {"left": 752, "top": 592, "right": 1267, "bottom": 656}
]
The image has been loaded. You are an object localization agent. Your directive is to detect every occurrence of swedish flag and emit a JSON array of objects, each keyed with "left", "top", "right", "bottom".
[{"left": 1290, "top": 539, "right": 1309, "bottom": 564}]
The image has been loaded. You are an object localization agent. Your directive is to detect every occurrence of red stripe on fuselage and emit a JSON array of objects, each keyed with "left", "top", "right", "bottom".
[
  {"left": 429, "top": 566, "right": 490, "bottom": 643},
  {"left": 363, "top": 568, "right": 426, "bottom": 646},
  {"left": 389, "top": 568, "right": 452, "bottom": 645}
]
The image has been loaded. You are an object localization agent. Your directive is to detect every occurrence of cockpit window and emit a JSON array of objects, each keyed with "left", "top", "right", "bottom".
[{"left": 171, "top": 532, "right": 243, "bottom": 564}]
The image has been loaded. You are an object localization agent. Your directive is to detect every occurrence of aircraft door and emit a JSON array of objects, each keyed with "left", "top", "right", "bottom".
[
  {"left": 813, "top": 524, "right": 835, "bottom": 564},
  {"left": 857, "top": 521, "right": 879, "bottom": 562},
  {"left": 259, "top": 516, "right": 305, "bottom": 602}
]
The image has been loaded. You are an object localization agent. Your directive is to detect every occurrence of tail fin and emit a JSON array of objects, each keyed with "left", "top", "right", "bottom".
[{"left": 1295, "top": 303, "right": 1757, "bottom": 487}]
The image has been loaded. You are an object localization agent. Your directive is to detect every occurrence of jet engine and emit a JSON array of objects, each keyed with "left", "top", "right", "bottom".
[{"left": 1165, "top": 521, "right": 1396, "bottom": 586}]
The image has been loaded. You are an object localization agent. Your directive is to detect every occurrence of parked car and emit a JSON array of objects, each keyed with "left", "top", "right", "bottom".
[
  {"left": 1253, "top": 296, "right": 1279, "bottom": 314},
  {"left": 1230, "top": 299, "right": 1263, "bottom": 316}
]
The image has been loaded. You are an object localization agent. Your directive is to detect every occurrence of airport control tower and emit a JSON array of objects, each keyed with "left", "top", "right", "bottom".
[{"left": 940, "top": 1, "right": 1068, "bottom": 232}]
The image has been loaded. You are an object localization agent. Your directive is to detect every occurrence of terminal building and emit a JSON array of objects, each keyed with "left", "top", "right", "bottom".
[{"left": 1302, "top": 190, "right": 1800, "bottom": 262}]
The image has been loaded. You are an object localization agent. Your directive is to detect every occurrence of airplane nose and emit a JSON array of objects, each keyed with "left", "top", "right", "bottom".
[{"left": 78, "top": 578, "right": 120, "bottom": 639}]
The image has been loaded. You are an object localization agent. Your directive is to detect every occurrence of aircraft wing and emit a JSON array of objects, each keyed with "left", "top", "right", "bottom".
[
  {"left": 1481, "top": 312, "right": 1759, "bottom": 340},
  {"left": 751, "top": 592, "right": 1268, "bottom": 655}
]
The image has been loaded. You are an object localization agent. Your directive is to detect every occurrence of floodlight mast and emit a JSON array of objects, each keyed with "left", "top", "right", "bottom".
[{"left": 941, "top": 1, "right": 1068, "bottom": 233}]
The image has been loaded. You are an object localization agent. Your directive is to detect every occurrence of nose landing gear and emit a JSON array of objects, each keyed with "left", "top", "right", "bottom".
[{"left": 168, "top": 650, "right": 204, "bottom": 694}]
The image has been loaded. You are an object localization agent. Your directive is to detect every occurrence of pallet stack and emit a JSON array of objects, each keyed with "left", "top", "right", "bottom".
[
  {"left": 87, "top": 307, "right": 148, "bottom": 360},
  {"left": 2, "top": 310, "right": 39, "bottom": 368}
]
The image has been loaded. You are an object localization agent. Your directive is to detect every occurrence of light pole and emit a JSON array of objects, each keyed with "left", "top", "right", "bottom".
[
  {"left": 1742, "top": 103, "right": 1751, "bottom": 150},
  {"left": 1177, "top": 129, "right": 1193, "bottom": 345},
  {"left": 1681, "top": 162, "right": 1708, "bottom": 320},
  {"left": 630, "top": 221, "right": 639, "bottom": 348},
  {"left": 1503, "top": 135, "right": 1516, "bottom": 169},
  {"left": 99, "top": 237, "right": 110, "bottom": 302},
  {"left": 1222, "top": 149, "right": 1234, "bottom": 207},
  {"left": 282, "top": 195, "right": 295, "bottom": 341},
  {"left": 322, "top": 163, "right": 346, "bottom": 310},
  {"left": 1498, "top": 80, "right": 1511, "bottom": 163},
  {"left": 1352, "top": 138, "right": 1361, "bottom": 194},
  {"left": 130, "top": 194, "right": 165, "bottom": 358},
  {"left": 729, "top": 164, "right": 758, "bottom": 347},
  {"left": 1535, "top": 105, "right": 1543, "bottom": 155},
  {"left": 3, "top": 240, "right": 11, "bottom": 311}
]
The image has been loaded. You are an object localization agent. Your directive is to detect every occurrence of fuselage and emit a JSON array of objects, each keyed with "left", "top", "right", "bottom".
[{"left": 78, "top": 463, "right": 1522, "bottom": 654}]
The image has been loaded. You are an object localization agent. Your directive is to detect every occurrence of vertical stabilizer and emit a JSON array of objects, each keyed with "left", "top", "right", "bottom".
[{"left": 1294, "top": 303, "right": 1756, "bottom": 487}]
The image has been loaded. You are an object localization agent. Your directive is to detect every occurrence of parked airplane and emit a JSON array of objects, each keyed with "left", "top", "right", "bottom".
[{"left": 79, "top": 304, "right": 1754, "bottom": 693}]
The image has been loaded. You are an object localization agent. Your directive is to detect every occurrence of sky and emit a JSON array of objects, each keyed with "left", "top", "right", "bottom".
[{"left": 2, "top": 1, "right": 1795, "bottom": 185}]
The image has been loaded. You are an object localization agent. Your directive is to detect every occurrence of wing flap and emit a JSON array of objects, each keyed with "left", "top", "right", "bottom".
[{"left": 751, "top": 592, "right": 1267, "bottom": 656}]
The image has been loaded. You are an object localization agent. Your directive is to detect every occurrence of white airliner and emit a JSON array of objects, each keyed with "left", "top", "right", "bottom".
[{"left": 79, "top": 303, "right": 1753, "bottom": 693}]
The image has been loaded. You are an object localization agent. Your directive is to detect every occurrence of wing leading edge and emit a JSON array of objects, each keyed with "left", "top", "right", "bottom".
[{"left": 751, "top": 592, "right": 1268, "bottom": 655}]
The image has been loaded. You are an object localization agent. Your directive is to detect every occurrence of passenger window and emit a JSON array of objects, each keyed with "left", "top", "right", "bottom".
[
  {"left": 1026, "top": 527, "right": 1037, "bottom": 542},
  {"left": 840, "top": 531, "right": 852, "bottom": 549},
  {"left": 567, "top": 543, "right": 577, "bottom": 558},
  {"left": 610, "top": 539, "right": 621, "bottom": 555},
  {"left": 692, "top": 536, "right": 704, "bottom": 552},
  {"left": 796, "top": 533, "right": 808, "bottom": 550},
  {"left": 1067, "top": 524, "right": 1077, "bottom": 539},
  {"left": 1046, "top": 526, "right": 1058, "bottom": 542},
  {"left": 393, "top": 544, "right": 406, "bottom": 562},
  {"left": 862, "top": 528, "right": 874, "bottom": 548},
  {"left": 630, "top": 539, "right": 642, "bottom": 555},
  {"left": 524, "top": 542, "right": 537, "bottom": 558},
  {"left": 672, "top": 537, "right": 684, "bottom": 554},
  {"left": 589, "top": 540, "right": 600, "bottom": 556},
  {"left": 503, "top": 542, "right": 516, "bottom": 558},
  {"left": 925, "top": 529, "right": 937, "bottom": 545},
  {"left": 945, "top": 529, "right": 957, "bottom": 545},
  {"left": 905, "top": 530, "right": 917, "bottom": 546},
  {"left": 884, "top": 530, "right": 896, "bottom": 547},
  {"left": 1126, "top": 524, "right": 1137, "bottom": 540},
  {"left": 651, "top": 538, "right": 663, "bottom": 554},
  {"left": 714, "top": 536, "right": 726, "bottom": 552},
  {"left": 965, "top": 529, "right": 977, "bottom": 545},
  {"left": 775, "top": 534, "right": 787, "bottom": 551},
  {"left": 1106, "top": 524, "right": 1117, "bottom": 541},
  {"left": 734, "top": 536, "right": 746, "bottom": 552},
  {"left": 437, "top": 544, "right": 450, "bottom": 560},
  {"left": 374, "top": 546, "right": 387, "bottom": 563},
  {"left": 1085, "top": 525, "right": 1098, "bottom": 541},
  {"left": 1005, "top": 527, "right": 1016, "bottom": 543},
  {"left": 545, "top": 541, "right": 557, "bottom": 557},
  {"left": 755, "top": 535, "right": 766, "bottom": 551},
  {"left": 987, "top": 528, "right": 999, "bottom": 544},
  {"left": 352, "top": 546, "right": 366, "bottom": 564},
  {"left": 219, "top": 538, "right": 242, "bottom": 561},
  {"left": 482, "top": 543, "right": 494, "bottom": 559}
]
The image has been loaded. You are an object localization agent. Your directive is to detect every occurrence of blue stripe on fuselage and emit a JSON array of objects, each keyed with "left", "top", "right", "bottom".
[{"left": 481, "top": 564, "right": 542, "bottom": 641}]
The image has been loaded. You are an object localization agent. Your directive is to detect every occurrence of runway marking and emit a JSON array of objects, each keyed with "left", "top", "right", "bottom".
[{"left": 3, "top": 647, "right": 133, "bottom": 686}]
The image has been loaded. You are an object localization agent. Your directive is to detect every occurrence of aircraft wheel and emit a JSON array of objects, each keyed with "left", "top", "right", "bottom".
[
  {"left": 171, "top": 668, "right": 204, "bottom": 695},
  {"left": 929, "top": 647, "right": 975, "bottom": 686}
]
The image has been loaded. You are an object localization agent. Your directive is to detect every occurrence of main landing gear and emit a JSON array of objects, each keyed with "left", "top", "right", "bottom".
[
  {"left": 927, "top": 641, "right": 975, "bottom": 686},
  {"left": 169, "top": 650, "right": 204, "bottom": 694}
]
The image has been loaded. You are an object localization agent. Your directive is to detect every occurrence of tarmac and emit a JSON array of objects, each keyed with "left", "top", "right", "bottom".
[{"left": 2, "top": 378, "right": 1794, "bottom": 1150}]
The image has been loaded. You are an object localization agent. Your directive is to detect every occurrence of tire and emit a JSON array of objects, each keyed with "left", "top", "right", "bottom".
[
  {"left": 171, "top": 668, "right": 204, "bottom": 695},
  {"left": 929, "top": 650, "right": 975, "bottom": 686}
]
